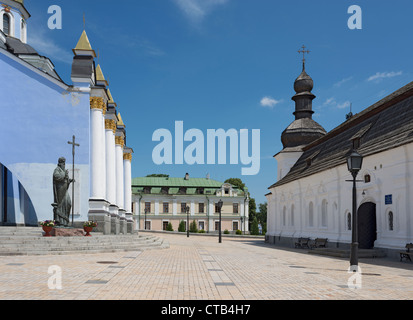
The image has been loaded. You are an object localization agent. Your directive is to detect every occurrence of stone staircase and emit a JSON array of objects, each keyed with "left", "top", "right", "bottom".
[
  {"left": 0, "top": 227, "right": 169, "bottom": 256},
  {"left": 308, "top": 247, "right": 387, "bottom": 259}
]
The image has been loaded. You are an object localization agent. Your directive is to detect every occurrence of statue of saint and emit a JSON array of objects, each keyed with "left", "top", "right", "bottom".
[{"left": 52, "top": 157, "right": 73, "bottom": 226}]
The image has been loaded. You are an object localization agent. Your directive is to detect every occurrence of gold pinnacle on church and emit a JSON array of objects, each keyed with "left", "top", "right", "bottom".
[{"left": 73, "top": 30, "right": 96, "bottom": 57}]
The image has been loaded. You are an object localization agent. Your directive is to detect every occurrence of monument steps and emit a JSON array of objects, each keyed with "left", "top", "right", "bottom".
[{"left": 0, "top": 227, "right": 169, "bottom": 256}]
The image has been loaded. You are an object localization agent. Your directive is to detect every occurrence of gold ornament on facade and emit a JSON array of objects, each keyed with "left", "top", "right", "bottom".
[
  {"left": 123, "top": 153, "right": 132, "bottom": 161},
  {"left": 105, "top": 119, "right": 116, "bottom": 132},
  {"left": 90, "top": 97, "right": 104, "bottom": 111},
  {"left": 115, "top": 136, "right": 124, "bottom": 148}
]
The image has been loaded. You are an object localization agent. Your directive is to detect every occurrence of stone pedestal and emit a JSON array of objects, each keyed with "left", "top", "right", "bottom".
[
  {"left": 126, "top": 212, "right": 134, "bottom": 234},
  {"left": 51, "top": 228, "right": 84, "bottom": 237},
  {"left": 88, "top": 199, "right": 111, "bottom": 234},
  {"left": 120, "top": 217, "right": 127, "bottom": 234},
  {"left": 109, "top": 204, "right": 120, "bottom": 235},
  {"left": 111, "top": 215, "right": 120, "bottom": 235}
]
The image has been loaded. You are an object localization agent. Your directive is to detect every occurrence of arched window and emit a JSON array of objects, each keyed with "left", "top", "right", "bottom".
[
  {"left": 21, "top": 19, "right": 26, "bottom": 42},
  {"left": 309, "top": 202, "right": 314, "bottom": 227},
  {"left": 321, "top": 199, "right": 328, "bottom": 227},
  {"left": 347, "top": 212, "right": 352, "bottom": 231},
  {"left": 291, "top": 204, "right": 295, "bottom": 227},
  {"left": 3, "top": 14, "right": 10, "bottom": 36},
  {"left": 282, "top": 206, "right": 286, "bottom": 226},
  {"left": 388, "top": 211, "right": 394, "bottom": 231}
]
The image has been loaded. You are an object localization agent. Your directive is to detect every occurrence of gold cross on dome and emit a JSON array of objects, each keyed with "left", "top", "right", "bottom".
[{"left": 298, "top": 45, "right": 310, "bottom": 66}]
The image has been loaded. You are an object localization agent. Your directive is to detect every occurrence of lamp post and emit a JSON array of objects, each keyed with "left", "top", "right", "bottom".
[
  {"left": 218, "top": 199, "right": 223, "bottom": 243},
  {"left": 347, "top": 150, "right": 363, "bottom": 268},
  {"left": 186, "top": 205, "right": 190, "bottom": 238}
]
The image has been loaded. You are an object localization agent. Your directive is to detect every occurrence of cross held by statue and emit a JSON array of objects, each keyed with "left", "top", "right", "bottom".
[{"left": 68, "top": 135, "right": 80, "bottom": 226}]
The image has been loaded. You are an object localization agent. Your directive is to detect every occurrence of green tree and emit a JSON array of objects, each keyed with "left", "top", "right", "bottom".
[
  {"left": 224, "top": 178, "right": 246, "bottom": 191},
  {"left": 258, "top": 202, "right": 267, "bottom": 233},
  {"left": 178, "top": 220, "right": 186, "bottom": 232},
  {"left": 166, "top": 222, "right": 174, "bottom": 231},
  {"left": 248, "top": 197, "right": 257, "bottom": 231},
  {"left": 250, "top": 217, "right": 259, "bottom": 235},
  {"left": 189, "top": 220, "right": 198, "bottom": 233}
]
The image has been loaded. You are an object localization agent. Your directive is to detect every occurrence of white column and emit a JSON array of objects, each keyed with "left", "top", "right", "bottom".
[
  {"left": 90, "top": 97, "right": 106, "bottom": 199},
  {"left": 105, "top": 119, "right": 117, "bottom": 205},
  {"left": 115, "top": 134, "right": 124, "bottom": 211},
  {"left": 123, "top": 151, "right": 132, "bottom": 213},
  {"left": 173, "top": 200, "right": 177, "bottom": 215}
]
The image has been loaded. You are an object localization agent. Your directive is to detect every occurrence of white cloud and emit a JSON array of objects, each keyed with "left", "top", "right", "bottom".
[
  {"left": 172, "top": 0, "right": 229, "bottom": 23},
  {"left": 28, "top": 28, "right": 72, "bottom": 64},
  {"left": 260, "top": 96, "right": 281, "bottom": 109},
  {"left": 336, "top": 101, "right": 351, "bottom": 109},
  {"left": 367, "top": 71, "right": 403, "bottom": 82},
  {"left": 334, "top": 76, "right": 353, "bottom": 87},
  {"left": 320, "top": 97, "right": 351, "bottom": 110},
  {"left": 322, "top": 97, "right": 336, "bottom": 107}
]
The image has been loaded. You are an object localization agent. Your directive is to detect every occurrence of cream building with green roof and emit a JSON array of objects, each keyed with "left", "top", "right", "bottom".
[{"left": 132, "top": 173, "right": 250, "bottom": 234}]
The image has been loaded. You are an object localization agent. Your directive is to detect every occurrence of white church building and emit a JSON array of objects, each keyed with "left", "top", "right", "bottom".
[{"left": 266, "top": 57, "right": 413, "bottom": 257}]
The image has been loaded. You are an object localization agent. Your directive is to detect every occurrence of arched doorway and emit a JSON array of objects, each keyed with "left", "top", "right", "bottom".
[
  {"left": 357, "top": 202, "right": 377, "bottom": 249},
  {"left": 0, "top": 163, "right": 38, "bottom": 226}
]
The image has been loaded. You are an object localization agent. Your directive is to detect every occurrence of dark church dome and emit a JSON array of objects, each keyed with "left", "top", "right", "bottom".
[
  {"left": 294, "top": 69, "right": 314, "bottom": 94},
  {"left": 281, "top": 118, "right": 327, "bottom": 148},
  {"left": 280, "top": 51, "right": 326, "bottom": 149}
]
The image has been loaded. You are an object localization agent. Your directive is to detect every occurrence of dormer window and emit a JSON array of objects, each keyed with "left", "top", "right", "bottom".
[
  {"left": 353, "top": 137, "right": 361, "bottom": 150},
  {"left": 350, "top": 123, "right": 372, "bottom": 151},
  {"left": 3, "top": 14, "right": 10, "bottom": 36},
  {"left": 143, "top": 187, "right": 151, "bottom": 194},
  {"left": 306, "top": 150, "right": 320, "bottom": 167}
]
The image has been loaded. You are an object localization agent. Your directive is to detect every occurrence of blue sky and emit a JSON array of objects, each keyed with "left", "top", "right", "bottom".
[{"left": 26, "top": 0, "right": 413, "bottom": 205}]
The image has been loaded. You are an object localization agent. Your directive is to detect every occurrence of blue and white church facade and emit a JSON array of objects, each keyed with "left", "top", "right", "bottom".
[{"left": 0, "top": 0, "right": 134, "bottom": 233}]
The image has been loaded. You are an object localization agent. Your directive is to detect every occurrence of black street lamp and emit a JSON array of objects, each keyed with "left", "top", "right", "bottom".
[
  {"left": 218, "top": 199, "right": 223, "bottom": 243},
  {"left": 144, "top": 208, "right": 148, "bottom": 230},
  {"left": 347, "top": 150, "right": 363, "bottom": 268},
  {"left": 186, "top": 205, "right": 190, "bottom": 238}
]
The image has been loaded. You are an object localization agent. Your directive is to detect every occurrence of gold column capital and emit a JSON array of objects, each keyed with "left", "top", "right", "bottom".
[
  {"left": 123, "top": 153, "right": 132, "bottom": 161},
  {"left": 90, "top": 97, "right": 104, "bottom": 112},
  {"left": 105, "top": 119, "right": 116, "bottom": 133},
  {"left": 115, "top": 136, "right": 124, "bottom": 148}
]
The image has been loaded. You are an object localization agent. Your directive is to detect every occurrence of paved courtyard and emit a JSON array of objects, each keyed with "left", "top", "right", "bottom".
[{"left": 0, "top": 232, "right": 412, "bottom": 300}]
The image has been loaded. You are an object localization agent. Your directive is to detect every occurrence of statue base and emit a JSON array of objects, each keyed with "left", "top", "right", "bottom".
[{"left": 51, "top": 227, "right": 84, "bottom": 237}]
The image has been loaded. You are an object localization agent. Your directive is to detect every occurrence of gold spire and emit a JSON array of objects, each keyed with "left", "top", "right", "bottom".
[
  {"left": 107, "top": 89, "right": 117, "bottom": 106},
  {"left": 117, "top": 113, "right": 125, "bottom": 127},
  {"left": 73, "top": 30, "right": 96, "bottom": 57},
  {"left": 95, "top": 64, "right": 108, "bottom": 86}
]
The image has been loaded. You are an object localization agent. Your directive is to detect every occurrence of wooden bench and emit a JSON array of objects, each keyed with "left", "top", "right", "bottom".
[
  {"left": 400, "top": 243, "right": 413, "bottom": 262},
  {"left": 295, "top": 237, "right": 310, "bottom": 249},
  {"left": 310, "top": 238, "right": 328, "bottom": 249}
]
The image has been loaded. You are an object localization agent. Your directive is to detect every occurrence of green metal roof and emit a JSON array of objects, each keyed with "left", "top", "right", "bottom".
[
  {"left": 132, "top": 177, "right": 225, "bottom": 188},
  {"left": 132, "top": 176, "right": 246, "bottom": 196}
]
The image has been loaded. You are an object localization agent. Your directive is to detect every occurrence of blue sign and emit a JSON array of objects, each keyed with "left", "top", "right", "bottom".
[{"left": 385, "top": 195, "right": 392, "bottom": 205}]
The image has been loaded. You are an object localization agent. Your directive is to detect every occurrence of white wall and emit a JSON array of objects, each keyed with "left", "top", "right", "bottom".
[{"left": 267, "top": 143, "right": 413, "bottom": 249}]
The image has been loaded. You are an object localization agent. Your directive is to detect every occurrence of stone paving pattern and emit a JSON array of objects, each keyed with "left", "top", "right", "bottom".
[{"left": 0, "top": 232, "right": 412, "bottom": 300}]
